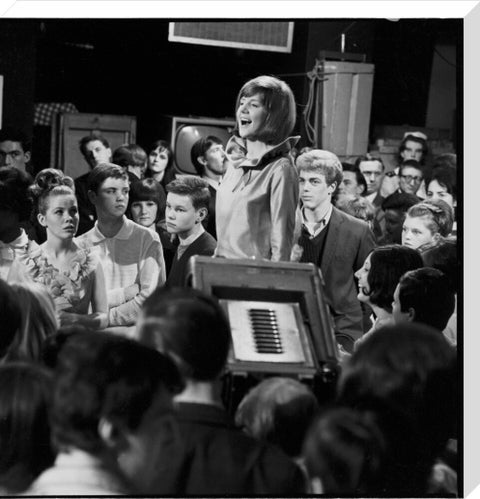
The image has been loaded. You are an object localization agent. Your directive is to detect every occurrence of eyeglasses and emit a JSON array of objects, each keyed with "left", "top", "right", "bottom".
[{"left": 400, "top": 174, "right": 422, "bottom": 183}]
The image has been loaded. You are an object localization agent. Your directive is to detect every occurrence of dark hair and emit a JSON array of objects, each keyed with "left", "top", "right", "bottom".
[
  {"left": 140, "top": 287, "right": 231, "bottom": 381},
  {"left": 51, "top": 330, "right": 183, "bottom": 454},
  {"left": 30, "top": 168, "right": 75, "bottom": 216},
  {"left": 235, "top": 377, "right": 319, "bottom": 457},
  {"left": 399, "top": 159, "right": 424, "bottom": 176},
  {"left": 0, "top": 280, "right": 22, "bottom": 358},
  {"left": 166, "top": 176, "right": 210, "bottom": 211},
  {"left": 425, "top": 166, "right": 457, "bottom": 201},
  {"left": 398, "top": 267, "right": 455, "bottom": 331},
  {"left": 341, "top": 162, "right": 368, "bottom": 195},
  {"left": 128, "top": 178, "right": 166, "bottom": 224},
  {"left": 0, "top": 166, "right": 33, "bottom": 221},
  {"left": 112, "top": 144, "right": 147, "bottom": 169},
  {"left": 0, "top": 362, "right": 55, "bottom": 493},
  {"left": 233, "top": 75, "right": 296, "bottom": 145},
  {"left": 406, "top": 199, "right": 454, "bottom": 237},
  {"left": 364, "top": 244, "right": 424, "bottom": 312},
  {"left": 190, "top": 136, "right": 223, "bottom": 176},
  {"left": 421, "top": 240, "right": 458, "bottom": 294},
  {"left": 354, "top": 153, "right": 385, "bottom": 171},
  {"left": 0, "top": 128, "right": 31, "bottom": 153},
  {"left": 398, "top": 134, "right": 428, "bottom": 165},
  {"left": 381, "top": 191, "right": 420, "bottom": 212},
  {"left": 145, "top": 140, "right": 175, "bottom": 183},
  {"left": 296, "top": 149, "right": 343, "bottom": 186},
  {"left": 303, "top": 408, "right": 386, "bottom": 495},
  {"left": 337, "top": 322, "right": 456, "bottom": 495},
  {"left": 79, "top": 134, "right": 110, "bottom": 159},
  {"left": 432, "top": 153, "right": 456, "bottom": 170},
  {"left": 86, "top": 163, "right": 128, "bottom": 194}
]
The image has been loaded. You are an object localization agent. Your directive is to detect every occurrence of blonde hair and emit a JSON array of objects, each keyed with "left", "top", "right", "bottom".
[{"left": 8, "top": 282, "right": 58, "bottom": 362}]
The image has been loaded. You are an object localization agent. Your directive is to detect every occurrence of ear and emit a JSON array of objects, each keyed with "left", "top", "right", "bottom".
[
  {"left": 407, "top": 307, "right": 416, "bottom": 322},
  {"left": 432, "top": 232, "right": 442, "bottom": 243},
  {"left": 98, "top": 417, "right": 124, "bottom": 451},
  {"left": 328, "top": 181, "right": 337, "bottom": 194},
  {"left": 87, "top": 190, "right": 97, "bottom": 206},
  {"left": 196, "top": 207, "right": 207, "bottom": 223},
  {"left": 37, "top": 212, "right": 47, "bottom": 228},
  {"left": 24, "top": 151, "right": 31, "bottom": 163},
  {"left": 197, "top": 155, "right": 207, "bottom": 167}
]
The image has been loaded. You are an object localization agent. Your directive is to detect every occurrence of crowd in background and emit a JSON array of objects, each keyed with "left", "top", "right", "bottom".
[{"left": 0, "top": 75, "right": 459, "bottom": 496}]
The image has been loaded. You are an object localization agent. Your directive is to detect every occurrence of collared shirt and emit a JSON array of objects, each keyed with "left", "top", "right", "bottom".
[
  {"left": 300, "top": 204, "right": 333, "bottom": 238},
  {"left": 202, "top": 176, "right": 220, "bottom": 190},
  {"left": 77, "top": 216, "right": 165, "bottom": 327},
  {"left": 0, "top": 229, "right": 37, "bottom": 281}
]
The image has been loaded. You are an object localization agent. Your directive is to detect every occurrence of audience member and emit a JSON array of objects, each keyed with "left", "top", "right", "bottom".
[
  {"left": 303, "top": 407, "right": 386, "bottom": 495},
  {"left": 145, "top": 139, "right": 176, "bottom": 188},
  {"left": 0, "top": 167, "right": 38, "bottom": 280},
  {"left": 138, "top": 287, "right": 306, "bottom": 495},
  {"left": 0, "top": 128, "right": 33, "bottom": 176},
  {"left": 377, "top": 191, "right": 419, "bottom": 245},
  {"left": 165, "top": 176, "right": 216, "bottom": 287},
  {"left": 0, "top": 279, "right": 22, "bottom": 362},
  {"left": 9, "top": 168, "right": 108, "bottom": 330},
  {"left": 402, "top": 199, "right": 454, "bottom": 251},
  {"left": 7, "top": 282, "right": 57, "bottom": 362},
  {"left": 354, "top": 244, "right": 424, "bottom": 349},
  {"left": 216, "top": 75, "right": 299, "bottom": 261},
  {"left": 422, "top": 240, "right": 458, "bottom": 345},
  {"left": 0, "top": 363, "right": 55, "bottom": 494},
  {"left": 77, "top": 164, "right": 165, "bottom": 334},
  {"left": 235, "top": 377, "right": 319, "bottom": 476},
  {"left": 26, "top": 330, "right": 183, "bottom": 495},
  {"left": 127, "top": 177, "right": 166, "bottom": 233},
  {"left": 398, "top": 159, "right": 425, "bottom": 196},
  {"left": 392, "top": 267, "right": 455, "bottom": 332},
  {"left": 334, "top": 162, "right": 367, "bottom": 205},
  {"left": 190, "top": 135, "right": 226, "bottom": 238},
  {"left": 75, "top": 134, "right": 112, "bottom": 236},
  {"left": 432, "top": 152, "right": 456, "bottom": 170},
  {"left": 425, "top": 165, "right": 457, "bottom": 236},
  {"left": 112, "top": 144, "right": 148, "bottom": 183},
  {"left": 294, "top": 149, "right": 375, "bottom": 352},
  {"left": 335, "top": 195, "right": 375, "bottom": 231},
  {"left": 355, "top": 153, "right": 386, "bottom": 239},
  {"left": 337, "top": 322, "right": 457, "bottom": 495}
]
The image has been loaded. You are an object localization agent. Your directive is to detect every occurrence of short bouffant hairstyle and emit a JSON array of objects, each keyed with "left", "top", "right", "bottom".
[
  {"left": 233, "top": 75, "right": 296, "bottom": 145},
  {"left": 30, "top": 168, "right": 75, "bottom": 215},
  {"left": 166, "top": 176, "right": 210, "bottom": 211},
  {"left": 406, "top": 199, "right": 454, "bottom": 237},
  {"left": 296, "top": 149, "right": 343, "bottom": 187}
]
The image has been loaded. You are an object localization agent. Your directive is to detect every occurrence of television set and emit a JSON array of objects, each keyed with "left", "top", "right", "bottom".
[{"left": 170, "top": 116, "right": 235, "bottom": 175}]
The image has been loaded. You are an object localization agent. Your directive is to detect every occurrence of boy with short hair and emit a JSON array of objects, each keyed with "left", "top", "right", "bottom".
[
  {"left": 78, "top": 163, "right": 165, "bottom": 334},
  {"left": 165, "top": 176, "right": 216, "bottom": 287}
]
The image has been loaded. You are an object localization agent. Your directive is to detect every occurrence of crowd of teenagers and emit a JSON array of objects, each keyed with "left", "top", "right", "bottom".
[{"left": 0, "top": 75, "right": 458, "bottom": 496}]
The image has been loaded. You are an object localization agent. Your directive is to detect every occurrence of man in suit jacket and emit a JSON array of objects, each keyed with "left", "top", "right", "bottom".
[
  {"left": 295, "top": 150, "right": 375, "bottom": 352},
  {"left": 137, "top": 287, "right": 306, "bottom": 495}
]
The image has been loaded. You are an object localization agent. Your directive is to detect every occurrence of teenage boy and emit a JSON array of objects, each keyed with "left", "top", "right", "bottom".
[
  {"left": 75, "top": 135, "right": 113, "bottom": 236},
  {"left": 78, "top": 163, "right": 165, "bottom": 334},
  {"left": 190, "top": 136, "right": 226, "bottom": 238},
  {"left": 295, "top": 149, "right": 375, "bottom": 352},
  {"left": 165, "top": 176, "right": 216, "bottom": 287},
  {"left": 0, "top": 128, "right": 33, "bottom": 175}
]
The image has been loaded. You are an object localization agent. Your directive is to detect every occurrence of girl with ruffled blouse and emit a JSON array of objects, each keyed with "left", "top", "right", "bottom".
[{"left": 9, "top": 169, "right": 108, "bottom": 330}]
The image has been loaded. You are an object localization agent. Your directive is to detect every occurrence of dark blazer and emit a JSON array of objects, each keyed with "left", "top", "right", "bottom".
[
  {"left": 300, "top": 206, "right": 375, "bottom": 351},
  {"left": 166, "top": 231, "right": 216, "bottom": 287},
  {"left": 74, "top": 171, "right": 96, "bottom": 237},
  {"left": 148, "top": 402, "right": 305, "bottom": 495}
]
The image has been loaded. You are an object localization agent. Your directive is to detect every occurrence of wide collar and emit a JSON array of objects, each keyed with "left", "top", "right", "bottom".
[
  {"left": 226, "top": 135, "right": 300, "bottom": 170},
  {"left": 87, "top": 216, "right": 134, "bottom": 243}
]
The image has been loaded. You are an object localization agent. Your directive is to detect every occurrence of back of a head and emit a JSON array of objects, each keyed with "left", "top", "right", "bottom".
[
  {"left": 381, "top": 191, "right": 420, "bottom": 213},
  {"left": 0, "top": 166, "right": 33, "bottom": 220},
  {"left": 398, "top": 267, "right": 456, "bottom": 331},
  {"left": 235, "top": 377, "right": 319, "bottom": 457},
  {"left": 303, "top": 407, "right": 386, "bottom": 495},
  {"left": 140, "top": 287, "right": 231, "bottom": 382},
  {"left": 421, "top": 240, "right": 458, "bottom": 294},
  {"left": 112, "top": 144, "right": 147, "bottom": 169},
  {"left": 0, "top": 362, "right": 55, "bottom": 493},
  {"left": 51, "top": 330, "right": 183, "bottom": 455},
  {"left": 337, "top": 323, "right": 456, "bottom": 494}
]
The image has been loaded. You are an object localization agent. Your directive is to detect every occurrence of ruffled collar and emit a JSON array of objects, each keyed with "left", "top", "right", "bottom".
[{"left": 225, "top": 135, "right": 300, "bottom": 170}]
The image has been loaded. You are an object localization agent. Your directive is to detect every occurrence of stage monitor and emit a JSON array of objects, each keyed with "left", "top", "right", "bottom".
[
  {"left": 171, "top": 116, "right": 235, "bottom": 175},
  {"left": 188, "top": 256, "right": 339, "bottom": 379}
]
